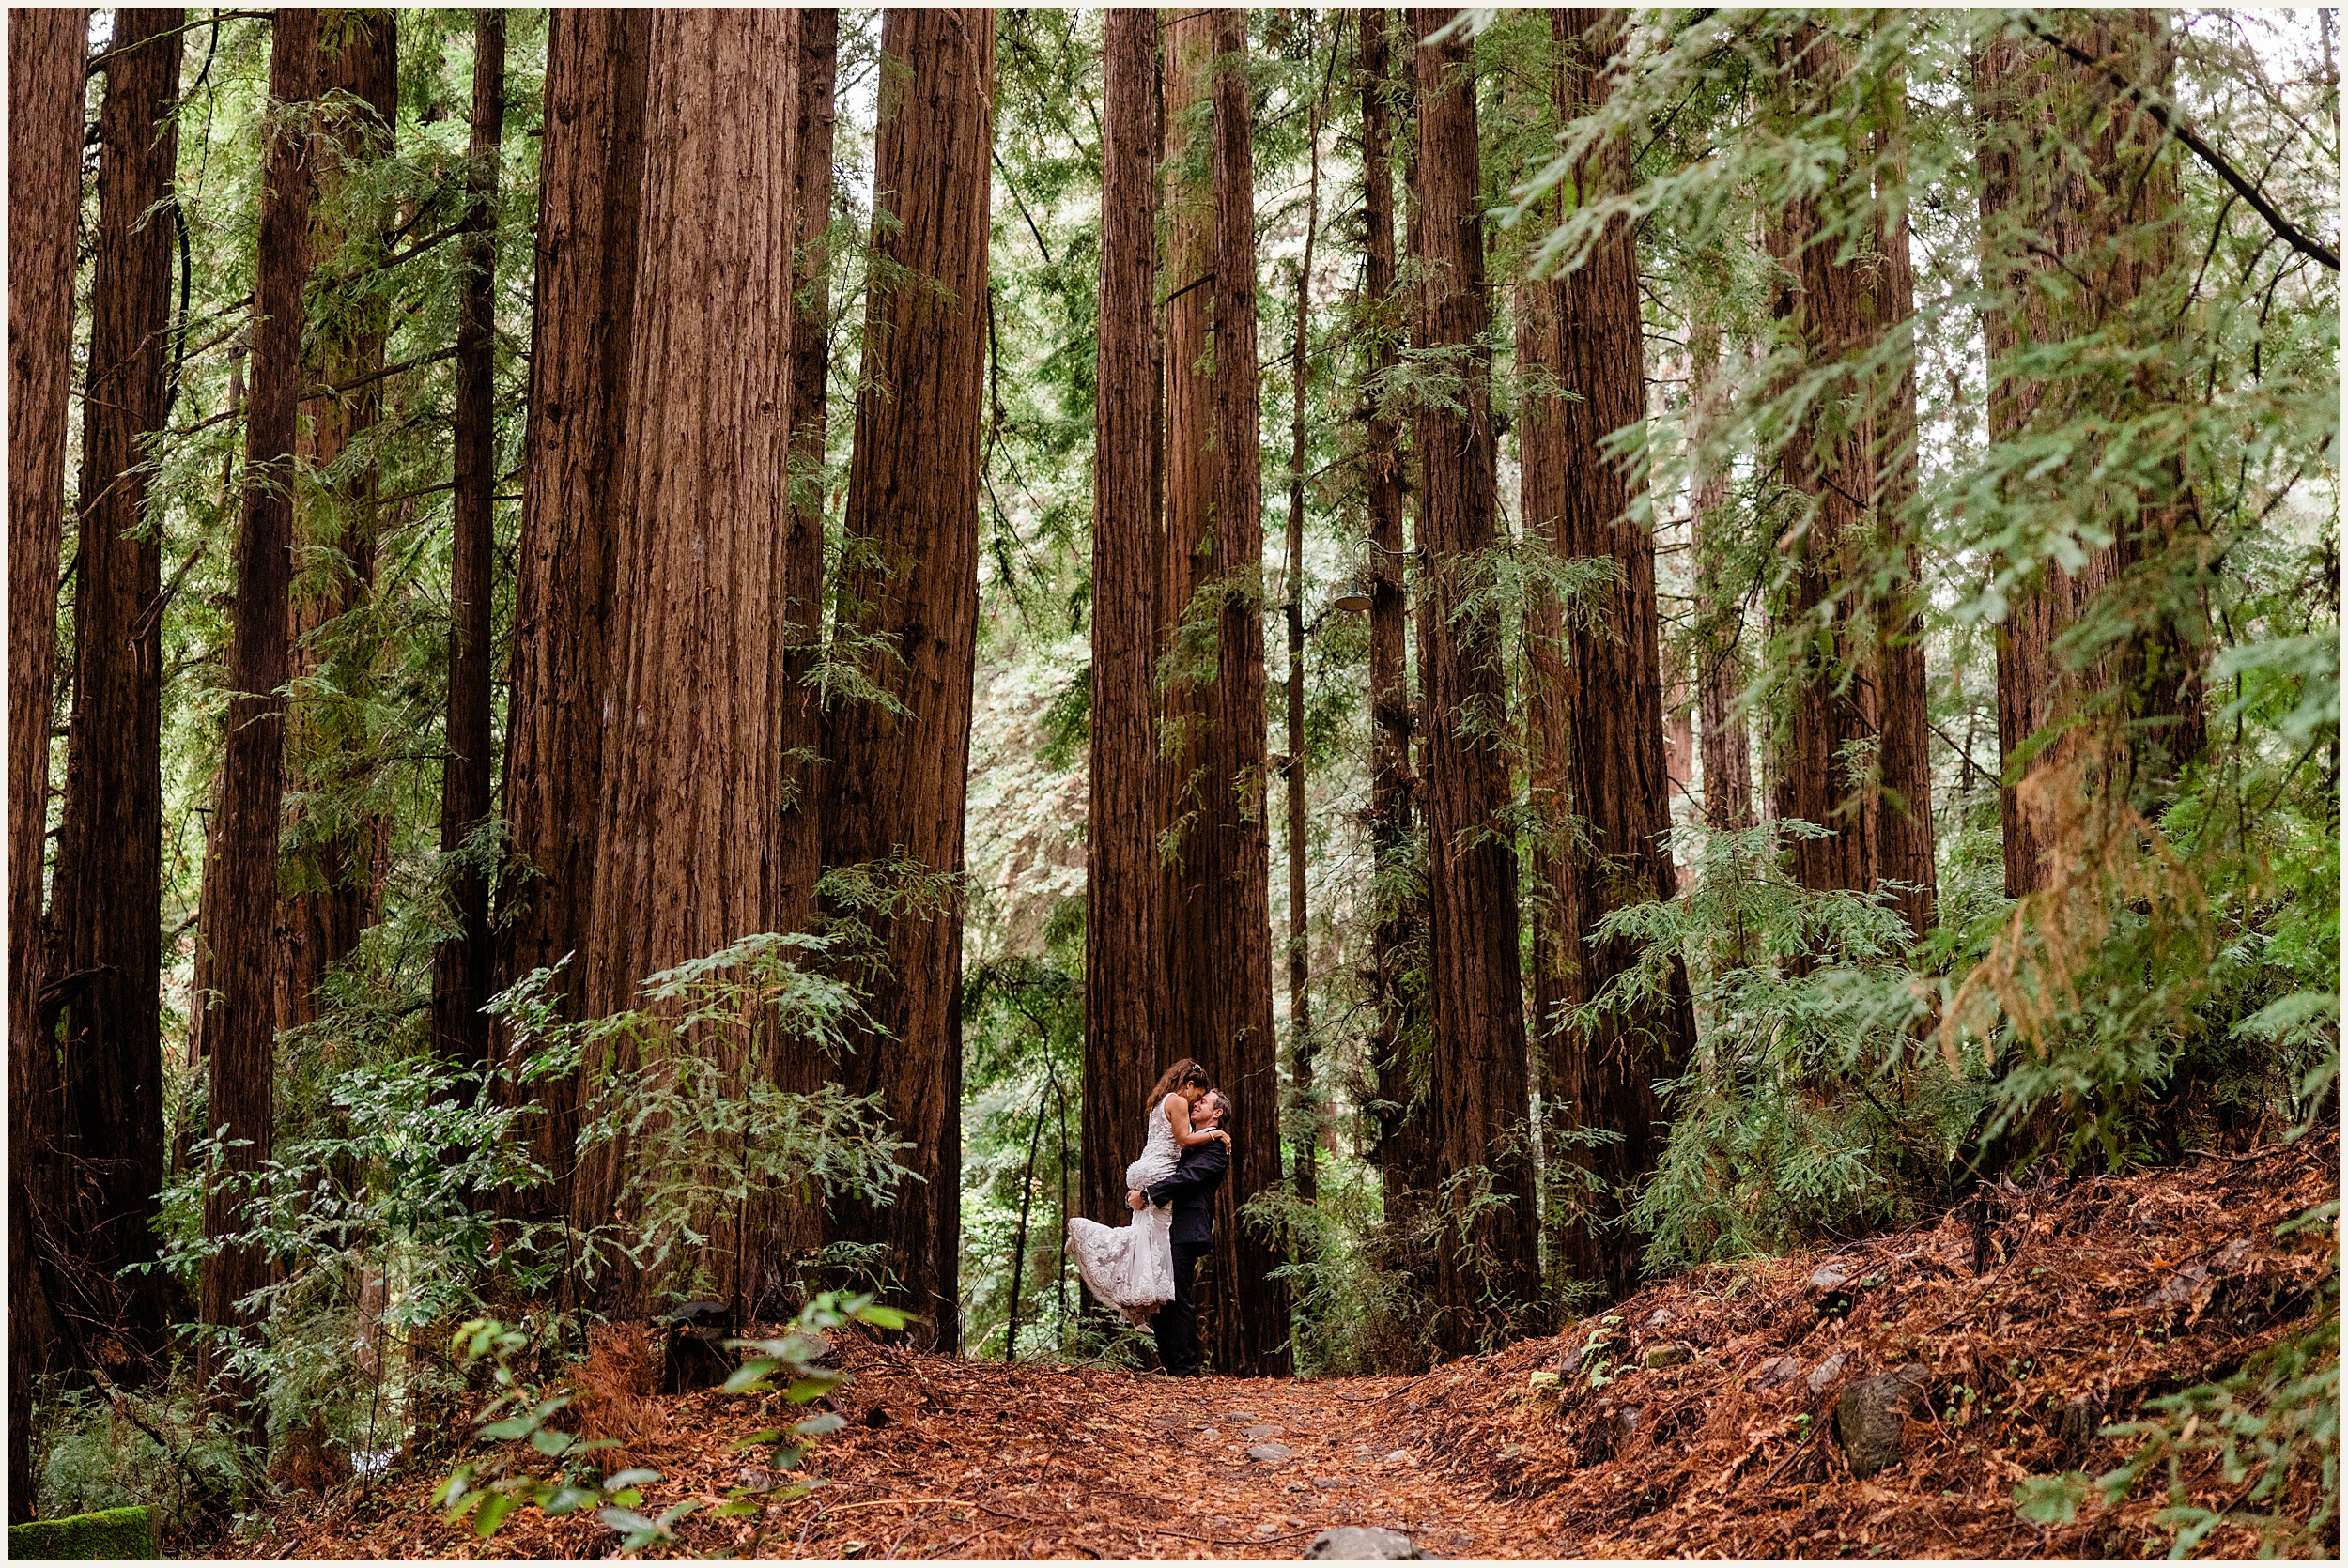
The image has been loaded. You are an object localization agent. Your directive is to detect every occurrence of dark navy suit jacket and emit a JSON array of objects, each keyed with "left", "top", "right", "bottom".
[{"left": 1144, "top": 1137, "right": 1228, "bottom": 1248}]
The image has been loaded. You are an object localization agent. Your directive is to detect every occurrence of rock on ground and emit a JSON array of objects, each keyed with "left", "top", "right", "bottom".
[{"left": 1303, "top": 1525, "right": 1438, "bottom": 1560}]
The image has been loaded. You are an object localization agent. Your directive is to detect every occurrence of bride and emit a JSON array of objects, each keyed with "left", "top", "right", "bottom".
[{"left": 1065, "top": 1059, "right": 1230, "bottom": 1324}]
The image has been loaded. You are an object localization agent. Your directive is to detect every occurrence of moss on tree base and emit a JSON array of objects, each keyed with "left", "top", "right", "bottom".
[{"left": 8, "top": 1504, "right": 155, "bottom": 1560}]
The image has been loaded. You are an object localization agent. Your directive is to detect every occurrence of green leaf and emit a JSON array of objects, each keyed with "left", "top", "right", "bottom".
[
  {"left": 530, "top": 1425, "right": 577, "bottom": 1457},
  {"left": 610, "top": 1488, "right": 643, "bottom": 1508},
  {"left": 480, "top": 1415, "right": 537, "bottom": 1441},
  {"left": 713, "top": 1499, "right": 761, "bottom": 1519},
  {"left": 794, "top": 1412, "right": 848, "bottom": 1437},
  {"left": 724, "top": 1360, "right": 780, "bottom": 1394},
  {"left": 852, "top": 1303, "right": 915, "bottom": 1330},
  {"left": 785, "top": 1376, "right": 841, "bottom": 1402},
  {"left": 657, "top": 1500, "right": 703, "bottom": 1527},
  {"left": 604, "top": 1468, "right": 662, "bottom": 1490},
  {"left": 473, "top": 1491, "right": 522, "bottom": 1538},
  {"left": 729, "top": 1429, "right": 784, "bottom": 1452},
  {"left": 2014, "top": 1472, "right": 2090, "bottom": 1526},
  {"left": 545, "top": 1486, "right": 600, "bottom": 1516},
  {"left": 599, "top": 1506, "right": 657, "bottom": 1537}
]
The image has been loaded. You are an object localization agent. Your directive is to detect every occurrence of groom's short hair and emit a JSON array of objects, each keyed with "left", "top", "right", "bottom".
[{"left": 1200, "top": 1089, "right": 1231, "bottom": 1122}]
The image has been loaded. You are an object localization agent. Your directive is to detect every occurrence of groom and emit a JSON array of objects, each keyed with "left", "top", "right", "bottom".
[{"left": 1127, "top": 1087, "right": 1228, "bottom": 1378}]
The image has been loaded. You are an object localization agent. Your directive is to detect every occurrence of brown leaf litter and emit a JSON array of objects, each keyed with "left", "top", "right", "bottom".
[{"left": 260, "top": 1131, "right": 2337, "bottom": 1560}]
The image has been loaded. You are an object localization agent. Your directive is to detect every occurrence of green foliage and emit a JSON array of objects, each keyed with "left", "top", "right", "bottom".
[{"left": 1242, "top": 1159, "right": 1431, "bottom": 1376}]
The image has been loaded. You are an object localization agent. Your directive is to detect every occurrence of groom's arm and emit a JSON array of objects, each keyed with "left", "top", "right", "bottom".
[{"left": 1145, "top": 1140, "right": 1228, "bottom": 1208}]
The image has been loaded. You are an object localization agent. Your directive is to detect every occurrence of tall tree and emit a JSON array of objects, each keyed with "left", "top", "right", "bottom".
[
  {"left": 8, "top": 4, "right": 90, "bottom": 1520},
  {"left": 280, "top": 8, "right": 396, "bottom": 1035},
  {"left": 1765, "top": 24, "right": 1882, "bottom": 895},
  {"left": 1979, "top": 13, "right": 2196, "bottom": 899},
  {"left": 1537, "top": 6, "right": 1696, "bottom": 1304},
  {"left": 820, "top": 6, "right": 992, "bottom": 1350},
  {"left": 49, "top": 2, "right": 183, "bottom": 1376},
  {"left": 433, "top": 8, "right": 504, "bottom": 1080},
  {"left": 1870, "top": 43, "right": 1936, "bottom": 937},
  {"left": 1690, "top": 322, "right": 1754, "bottom": 834},
  {"left": 1279, "top": 23, "right": 1327, "bottom": 1207},
  {"left": 747, "top": 1, "right": 841, "bottom": 1318},
  {"left": 1409, "top": 5, "right": 1541, "bottom": 1353},
  {"left": 567, "top": 7, "right": 798, "bottom": 1315},
  {"left": 202, "top": 6, "right": 319, "bottom": 1437},
  {"left": 1358, "top": 6, "right": 1436, "bottom": 1239},
  {"left": 1083, "top": 6, "right": 1163, "bottom": 1237},
  {"left": 495, "top": 8, "right": 650, "bottom": 1238}
]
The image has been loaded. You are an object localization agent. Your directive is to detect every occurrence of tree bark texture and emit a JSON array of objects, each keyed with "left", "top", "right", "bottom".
[
  {"left": 1358, "top": 7, "right": 1436, "bottom": 1244},
  {"left": 569, "top": 7, "right": 798, "bottom": 1317},
  {"left": 1978, "top": 14, "right": 2195, "bottom": 899},
  {"left": 50, "top": 2, "right": 182, "bottom": 1377},
  {"left": 1869, "top": 46, "right": 1936, "bottom": 938},
  {"left": 748, "top": 0, "right": 841, "bottom": 1319},
  {"left": 280, "top": 7, "right": 396, "bottom": 1036},
  {"left": 1689, "top": 323, "right": 1754, "bottom": 835},
  {"left": 202, "top": 8, "right": 319, "bottom": 1435},
  {"left": 821, "top": 6, "right": 992, "bottom": 1352},
  {"left": 1409, "top": 6, "right": 1541, "bottom": 1354},
  {"left": 433, "top": 7, "right": 503, "bottom": 1081},
  {"left": 8, "top": 4, "right": 90, "bottom": 1520},
  {"left": 1537, "top": 7, "right": 1695, "bottom": 1304},
  {"left": 1084, "top": 6, "right": 1163, "bottom": 1239},
  {"left": 496, "top": 7, "right": 649, "bottom": 1236}
]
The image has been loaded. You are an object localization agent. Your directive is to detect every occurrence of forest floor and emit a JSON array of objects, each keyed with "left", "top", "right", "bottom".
[{"left": 262, "top": 1129, "right": 2338, "bottom": 1560}]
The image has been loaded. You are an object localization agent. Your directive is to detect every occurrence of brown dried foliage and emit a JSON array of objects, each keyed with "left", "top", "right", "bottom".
[
  {"left": 259, "top": 1137, "right": 2334, "bottom": 1560},
  {"left": 567, "top": 1322, "right": 666, "bottom": 1467}
]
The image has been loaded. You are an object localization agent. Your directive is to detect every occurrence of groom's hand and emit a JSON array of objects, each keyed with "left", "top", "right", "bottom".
[{"left": 1126, "top": 1189, "right": 1148, "bottom": 1211}]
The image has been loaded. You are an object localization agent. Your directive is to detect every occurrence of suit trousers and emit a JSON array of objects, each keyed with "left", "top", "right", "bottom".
[{"left": 1152, "top": 1240, "right": 1211, "bottom": 1376}]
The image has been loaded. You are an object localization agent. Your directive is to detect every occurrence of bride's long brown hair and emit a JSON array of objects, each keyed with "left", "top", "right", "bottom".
[{"left": 1146, "top": 1058, "right": 1211, "bottom": 1112}]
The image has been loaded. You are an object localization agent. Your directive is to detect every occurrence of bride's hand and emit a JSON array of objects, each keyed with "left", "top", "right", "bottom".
[{"left": 1213, "top": 1128, "right": 1231, "bottom": 1145}]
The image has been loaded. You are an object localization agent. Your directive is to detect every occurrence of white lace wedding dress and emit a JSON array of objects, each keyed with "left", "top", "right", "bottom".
[{"left": 1065, "top": 1095, "right": 1182, "bottom": 1325}]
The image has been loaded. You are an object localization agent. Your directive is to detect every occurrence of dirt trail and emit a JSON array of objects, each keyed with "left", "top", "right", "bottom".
[{"left": 271, "top": 1131, "right": 2336, "bottom": 1560}]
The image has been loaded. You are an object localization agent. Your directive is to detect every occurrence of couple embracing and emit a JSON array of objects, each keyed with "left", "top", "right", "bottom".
[{"left": 1065, "top": 1059, "right": 1231, "bottom": 1377}]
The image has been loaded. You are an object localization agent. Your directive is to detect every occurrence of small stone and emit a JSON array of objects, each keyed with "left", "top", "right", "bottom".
[
  {"left": 1248, "top": 1442, "right": 1297, "bottom": 1463},
  {"left": 1244, "top": 1423, "right": 1284, "bottom": 1440},
  {"left": 1616, "top": 1403, "right": 1643, "bottom": 1433},
  {"left": 1198, "top": 1427, "right": 1221, "bottom": 1441},
  {"left": 1834, "top": 1363, "right": 1931, "bottom": 1479},
  {"left": 1312, "top": 1476, "right": 1349, "bottom": 1490},
  {"left": 1753, "top": 1355, "right": 1803, "bottom": 1391},
  {"left": 1301, "top": 1526, "right": 1438, "bottom": 1560},
  {"left": 1642, "top": 1343, "right": 1691, "bottom": 1370},
  {"left": 1806, "top": 1350, "right": 1848, "bottom": 1395},
  {"left": 1642, "top": 1306, "right": 1676, "bottom": 1331},
  {"left": 1808, "top": 1263, "right": 1855, "bottom": 1295},
  {"left": 1384, "top": 1450, "right": 1413, "bottom": 1464}
]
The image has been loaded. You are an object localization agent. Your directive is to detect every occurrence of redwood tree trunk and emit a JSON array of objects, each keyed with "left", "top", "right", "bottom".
[
  {"left": 8, "top": 4, "right": 89, "bottom": 1519},
  {"left": 820, "top": 6, "right": 991, "bottom": 1352},
  {"left": 568, "top": 8, "right": 798, "bottom": 1319},
  {"left": 50, "top": 3, "right": 182, "bottom": 1377},
  {"left": 1409, "top": 6, "right": 1540, "bottom": 1355},
  {"left": 202, "top": 8, "right": 319, "bottom": 1437},
  {"left": 1979, "top": 13, "right": 2193, "bottom": 899},
  {"left": 433, "top": 8, "right": 503, "bottom": 1080},
  {"left": 1767, "top": 23, "right": 1883, "bottom": 897},
  {"left": 495, "top": 8, "right": 650, "bottom": 1239},
  {"left": 280, "top": 7, "right": 396, "bottom": 1035},
  {"left": 1358, "top": 7, "right": 1436, "bottom": 1243},
  {"left": 1281, "top": 60, "right": 1324, "bottom": 1207},
  {"left": 1083, "top": 7, "right": 1163, "bottom": 1239},
  {"left": 1540, "top": 7, "right": 1695, "bottom": 1305}
]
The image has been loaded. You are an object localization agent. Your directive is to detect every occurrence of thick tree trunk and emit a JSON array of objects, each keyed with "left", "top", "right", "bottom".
[
  {"left": 495, "top": 8, "right": 649, "bottom": 1240},
  {"left": 1690, "top": 324, "right": 1754, "bottom": 835},
  {"left": 1537, "top": 7, "right": 1695, "bottom": 1305},
  {"left": 433, "top": 8, "right": 503, "bottom": 1081},
  {"left": 1767, "top": 24, "right": 1884, "bottom": 897},
  {"left": 1409, "top": 6, "right": 1541, "bottom": 1356},
  {"left": 50, "top": 3, "right": 182, "bottom": 1380},
  {"left": 820, "top": 6, "right": 991, "bottom": 1352},
  {"left": 1358, "top": 7, "right": 1435, "bottom": 1244},
  {"left": 1084, "top": 7, "right": 1163, "bottom": 1239},
  {"left": 568, "top": 7, "right": 798, "bottom": 1319},
  {"left": 1871, "top": 56, "right": 1936, "bottom": 938},
  {"left": 280, "top": 7, "right": 396, "bottom": 1036},
  {"left": 1979, "top": 14, "right": 2195, "bottom": 899},
  {"left": 8, "top": 5, "right": 90, "bottom": 1520},
  {"left": 202, "top": 7, "right": 319, "bottom": 1438},
  {"left": 746, "top": 1, "right": 841, "bottom": 1322}
]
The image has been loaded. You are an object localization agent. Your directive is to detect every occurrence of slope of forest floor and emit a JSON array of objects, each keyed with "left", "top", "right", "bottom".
[{"left": 261, "top": 1132, "right": 2337, "bottom": 1560}]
